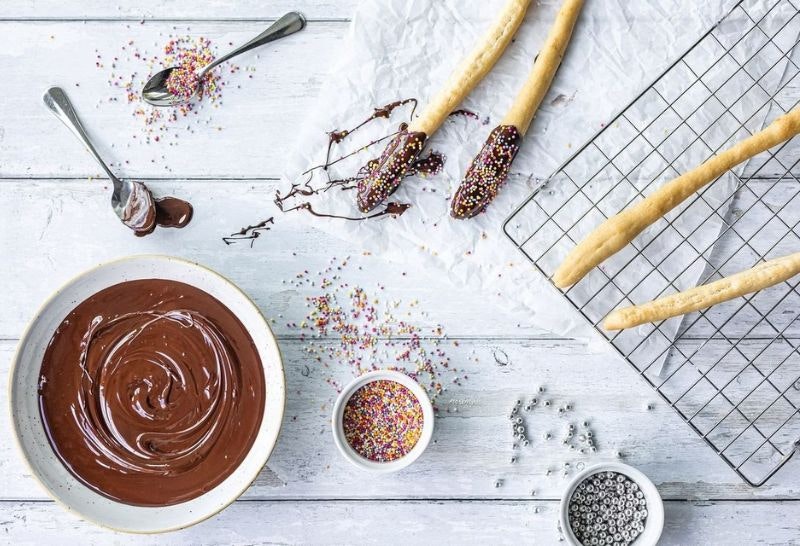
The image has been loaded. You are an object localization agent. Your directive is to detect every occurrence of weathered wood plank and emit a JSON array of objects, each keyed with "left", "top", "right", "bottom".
[
  {"left": 0, "top": 179, "right": 544, "bottom": 339},
  {"left": 3, "top": 338, "right": 799, "bottom": 501},
  {"left": 0, "top": 0, "right": 358, "bottom": 20},
  {"left": 6, "top": 178, "right": 800, "bottom": 340},
  {"left": 0, "top": 499, "right": 798, "bottom": 545},
  {"left": 0, "top": 21, "right": 345, "bottom": 179}
]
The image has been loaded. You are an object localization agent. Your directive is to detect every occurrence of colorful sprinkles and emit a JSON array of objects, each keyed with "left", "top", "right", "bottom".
[
  {"left": 342, "top": 379, "right": 424, "bottom": 462},
  {"left": 451, "top": 124, "right": 522, "bottom": 219},
  {"left": 96, "top": 32, "right": 249, "bottom": 146},
  {"left": 357, "top": 130, "right": 428, "bottom": 212},
  {"left": 283, "top": 256, "right": 466, "bottom": 406}
]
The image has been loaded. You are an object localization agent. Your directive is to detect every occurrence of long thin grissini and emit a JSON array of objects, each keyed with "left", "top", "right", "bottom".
[
  {"left": 357, "top": 0, "right": 531, "bottom": 213},
  {"left": 552, "top": 107, "right": 800, "bottom": 288},
  {"left": 451, "top": 0, "right": 584, "bottom": 219},
  {"left": 603, "top": 252, "right": 800, "bottom": 330}
]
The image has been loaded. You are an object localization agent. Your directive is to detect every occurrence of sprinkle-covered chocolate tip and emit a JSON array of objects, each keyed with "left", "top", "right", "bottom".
[
  {"left": 450, "top": 125, "right": 522, "bottom": 219},
  {"left": 357, "top": 130, "right": 427, "bottom": 212}
]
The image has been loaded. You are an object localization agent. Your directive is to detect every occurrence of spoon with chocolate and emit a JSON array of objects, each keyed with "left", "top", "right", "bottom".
[
  {"left": 43, "top": 87, "right": 192, "bottom": 236},
  {"left": 142, "top": 12, "right": 306, "bottom": 107},
  {"left": 451, "top": 0, "right": 584, "bottom": 219}
]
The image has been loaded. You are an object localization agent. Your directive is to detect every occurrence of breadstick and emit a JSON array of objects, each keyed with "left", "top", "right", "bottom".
[
  {"left": 553, "top": 107, "right": 800, "bottom": 288},
  {"left": 603, "top": 252, "right": 800, "bottom": 330},
  {"left": 357, "top": 0, "right": 531, "bottom": 213},
  {"left": 451, "top": 0, "right": 584, "bottom": 219}
]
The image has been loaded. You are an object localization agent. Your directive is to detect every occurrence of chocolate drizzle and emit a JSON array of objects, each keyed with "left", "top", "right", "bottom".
[
  {"left": 273, "top": 98, "right": 446, "bottom": 222},
  {"left": 451, "top": 125, "right": 522, "bottom": 219},
  {"left": 38, "top": 279, "right": 265, "bottom": 506},
  {"left": 223, "top": 217, "right": 275, "bottom": 247}
]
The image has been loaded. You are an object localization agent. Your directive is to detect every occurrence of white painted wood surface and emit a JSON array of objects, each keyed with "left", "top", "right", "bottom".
[{"left": 1, "top": 1, "right": 799, "bottom": 544}]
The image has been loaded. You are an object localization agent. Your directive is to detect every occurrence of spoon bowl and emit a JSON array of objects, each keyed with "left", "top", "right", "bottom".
[
  {"left": 141, "top": 67, "right": 196, "bottom": 107},
  {"left": 142, "top": 12, "right": 306, "bottom": 107},
  {"left": 43, "top": 87, "right": 157, "bottom": 234}
]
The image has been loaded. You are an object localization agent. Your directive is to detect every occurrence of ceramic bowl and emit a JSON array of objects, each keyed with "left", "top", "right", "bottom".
[
  {"left": 9, "top": 255, "right": 285, "bottom": 533},
  {"left": 559, "top": 462, "right": 664, "bottom": 546},
  {"left": 332, "top": 369, "right": 434, "bottom": 473}
]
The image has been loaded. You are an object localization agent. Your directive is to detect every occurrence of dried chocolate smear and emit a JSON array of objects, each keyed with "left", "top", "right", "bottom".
[{"left": 133, "top": 195, "right": 194, "bottom": 237}]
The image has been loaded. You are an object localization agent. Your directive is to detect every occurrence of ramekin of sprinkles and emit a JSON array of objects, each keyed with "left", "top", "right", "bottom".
[
  {"left": 559, "top": 463, "right": 664, "bottom": 546},
  {"left": 332, "top": 370, "right": 434, "bottom": 473}
]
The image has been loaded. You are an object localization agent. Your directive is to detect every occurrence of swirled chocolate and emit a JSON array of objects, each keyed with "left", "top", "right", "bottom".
[
  {"left": 451, "top": 125, "right": 522, "bottom": 219},
  {"left": 38, "top": 279, "right": 265, "bottom": 506},
  {"left": 357, "top": 129, "right": 427, "bottom": 212}
]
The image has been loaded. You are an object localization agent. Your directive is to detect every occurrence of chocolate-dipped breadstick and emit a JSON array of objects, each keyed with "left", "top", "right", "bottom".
[
  {"left": 451, "top": 0, "right": 584, "bottom": 219},
  {"left": 357, "top": 0, "right": 532, "bottom": 213}
]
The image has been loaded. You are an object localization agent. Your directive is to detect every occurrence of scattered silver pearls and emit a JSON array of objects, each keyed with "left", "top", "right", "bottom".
[{"left": 568, "top": 471, "right": 647, "bottom": 546}]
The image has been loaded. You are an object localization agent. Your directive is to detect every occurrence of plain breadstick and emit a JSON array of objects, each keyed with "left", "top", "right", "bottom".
[
  {"left": 450, "top": 0, "right": 584, "bottom": 219},
  {"left": 552, "top": 107, "right": 800, "bottom": 288},
  {"left": 408, "top": 0, "right": 532, "bottom": 136},
  {"left": 358, "top": 0, "right": 532, "bottom": 212},
  {"left": 503, "top": 0, "right": 584, "bottom": 134},
  {"left": 603, "top": 252, "right": 800, "bottom": 330}
]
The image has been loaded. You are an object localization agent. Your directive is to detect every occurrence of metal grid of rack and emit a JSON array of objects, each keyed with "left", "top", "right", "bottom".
[{"left": 504, "top": 0, "right": 800, "bottom": 486}]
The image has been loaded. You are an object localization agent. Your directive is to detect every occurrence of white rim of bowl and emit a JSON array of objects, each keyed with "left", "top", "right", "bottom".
[
  {"left": 8, "top": 254, "right": 286, "bottom": 534},
  {"left": 558, "top": 462, "right": 664, "bottom": 546},
  {"left": 331, "top": 369, "right": 434, "bottom": 473}
]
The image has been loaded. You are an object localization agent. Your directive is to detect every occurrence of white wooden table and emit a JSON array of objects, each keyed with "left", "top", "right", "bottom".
[{"left": 1, "top": 1, "right": 799, "bottom": 544}]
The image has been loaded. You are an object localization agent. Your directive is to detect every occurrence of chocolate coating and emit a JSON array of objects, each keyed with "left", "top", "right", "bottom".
[
  {"left": 134, "top": 196, "right": 194, "bottom": 237},
  {"left": 38, "top": 279, "right": 265, "bottom": 506},
  {"left": 451, "top": 125, "right": 522, "bottom": 219},
  {"left": 357, "top": 130, "right": 427, "bottom": 212}
]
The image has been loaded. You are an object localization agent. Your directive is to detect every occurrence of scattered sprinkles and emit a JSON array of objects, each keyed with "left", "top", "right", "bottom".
[
  {"left": 285, "top": 256, "right": 466, "bottom": 406},
  {"left": 342, "top": 379, "right": 424, "bottom": 462},
  {"left": 96, "top": 32, "right": 248, "bottom": 146}
]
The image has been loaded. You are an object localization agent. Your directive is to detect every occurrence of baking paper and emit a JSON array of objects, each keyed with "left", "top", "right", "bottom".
[{"left": 280, "top": 0, "right": 783, "bottom": 340}]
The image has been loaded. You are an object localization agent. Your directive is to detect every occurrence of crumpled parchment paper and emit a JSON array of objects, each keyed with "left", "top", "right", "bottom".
[{"left": 280, "top": 0, "right": 777, "bottom": 339}]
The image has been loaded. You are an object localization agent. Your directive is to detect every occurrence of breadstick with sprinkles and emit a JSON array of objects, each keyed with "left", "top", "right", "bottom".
[
  {"left": 451, "top": 0, "right": 584, "bottom": 219},
  {"left": 603, "top": 252, "right": 800, "bottom": 330},
  {"left": 357, "top": 0, "right": 532, "bottom": 213},
  {"left": 552, "top": 107, "right": 800, "bottom": 289}
]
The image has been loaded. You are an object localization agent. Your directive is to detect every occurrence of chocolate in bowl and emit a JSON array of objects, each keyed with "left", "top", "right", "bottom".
[{"left": 37, "top": 278, "right": 265, "bottom": 507}]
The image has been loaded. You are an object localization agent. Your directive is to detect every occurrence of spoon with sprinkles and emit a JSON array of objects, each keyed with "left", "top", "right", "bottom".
[{"left": 142, "top": 12, "right": 306, "bottom": 107}]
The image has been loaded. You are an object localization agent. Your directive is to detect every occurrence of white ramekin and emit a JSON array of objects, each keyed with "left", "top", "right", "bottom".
[
  {"left": 559, "top": 462, "right": 664, "bottom": 546},
  {"left": 332, "top": 369, "right": 434, "bottom": 473}
]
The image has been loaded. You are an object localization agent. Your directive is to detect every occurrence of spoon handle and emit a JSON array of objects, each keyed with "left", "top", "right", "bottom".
[
  {"left": 43, "top": 87, "right": 121, "bottom": 187},
  {"left": 197, "top": 12, "right": 306, "bottom": 78}
]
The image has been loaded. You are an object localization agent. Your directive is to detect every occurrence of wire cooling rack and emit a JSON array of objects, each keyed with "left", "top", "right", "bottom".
[{"left": 504, "top": 0, "right": 800, "bottom": 486}]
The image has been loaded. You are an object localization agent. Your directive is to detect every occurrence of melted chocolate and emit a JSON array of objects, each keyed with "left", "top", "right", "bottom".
[
  {"left": 38, "top": 279, "right": 265, "bottom": 506},
  {"left": 131, "top": 192, "right": 194, "bottom": 238},
  {"left": 357, "top": 130, "right": 427, "bottom": 212},
  {"left": 154, "top": 197, "right": 193, "bottom": 229},
  {"left": 451, "top": 125, "right": 522, "bottom": 219}
]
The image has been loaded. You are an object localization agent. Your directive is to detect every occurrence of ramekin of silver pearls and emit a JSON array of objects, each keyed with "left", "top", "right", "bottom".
[{"left": 559, "top": 463, "right": 663, "bottom": 546}]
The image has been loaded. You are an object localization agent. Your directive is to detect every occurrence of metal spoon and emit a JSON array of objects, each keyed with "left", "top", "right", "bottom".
[
  {"left": 43, "top": 86, "right": 157, "bottom": 234},
  {"left": 142, "top": 11, "right": 306, "bottom": 107}
]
